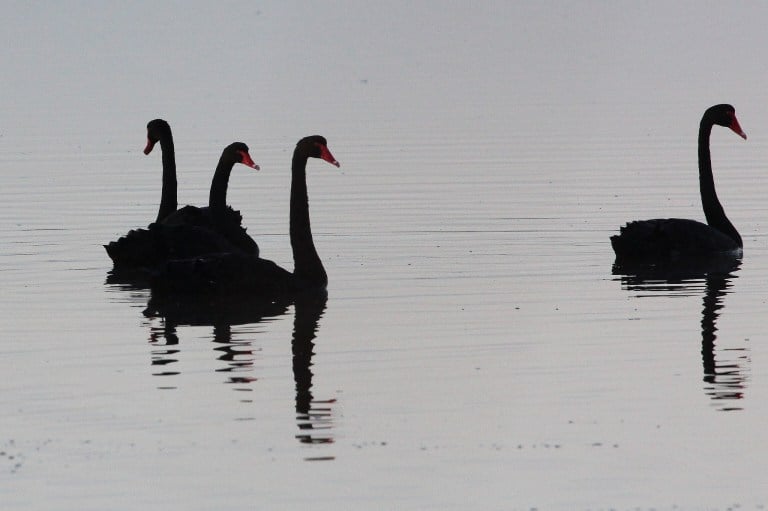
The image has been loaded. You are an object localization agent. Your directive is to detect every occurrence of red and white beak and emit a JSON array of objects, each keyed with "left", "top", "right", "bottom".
[
  {"left": 319, "top": 145, "right": 340, "bottom": 167},
  {"left": 238, "top": 150, "right": 260, "bottom": 170}
]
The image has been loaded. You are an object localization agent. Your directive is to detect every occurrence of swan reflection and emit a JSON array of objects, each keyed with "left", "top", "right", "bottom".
[
  {"left": 148, "top": 321, "right": 180, "bottom": 379},
  {"left": 107, "top": 282, "right": 336, "bottom": 456},
  {"left": 291, "top": 291, "right": 335, "bottom": 451},
  {"left": 613, "top": 257, "right": 746, "bottom": 411},
  {"left": 143, "top": 292, "right": 289, "bottom": 388}
]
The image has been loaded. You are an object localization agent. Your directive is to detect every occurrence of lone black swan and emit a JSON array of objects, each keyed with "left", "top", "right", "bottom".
[{"left": 611, "top": 104, "right": 746, "bottom": 261}]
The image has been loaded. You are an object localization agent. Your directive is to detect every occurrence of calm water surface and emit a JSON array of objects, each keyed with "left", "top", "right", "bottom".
[
  {"left": 5, "top": 3, "right": 768, "bottom": 510},
  {"left": 4, "top": 105, "right": 768, "bottom": 510}
]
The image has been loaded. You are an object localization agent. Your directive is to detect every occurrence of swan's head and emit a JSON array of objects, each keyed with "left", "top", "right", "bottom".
[
  {"left": 145, "top": 119, "right": 171, "bottom": 155},
  {"left": 224, "top": 142, "right": 259, "bottom": 170},
  {"left": 707, "top": 104, "right": 747, "bottom": 140},
  {"left": 297, "top": 135, "right": 340, "bottom": 167}
]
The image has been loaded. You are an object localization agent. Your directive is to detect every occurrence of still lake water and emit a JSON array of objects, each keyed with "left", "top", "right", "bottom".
[
  {"left": 4, "top": 103, "right": 768, "bottom": 510},
  {"left": 5, "top": 3, "right": 768, "bottom": 509}
]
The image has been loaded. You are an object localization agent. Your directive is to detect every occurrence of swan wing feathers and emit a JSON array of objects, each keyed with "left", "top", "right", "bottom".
[{"left": 611, "top": 218, "right": 739, "bottom": 259}]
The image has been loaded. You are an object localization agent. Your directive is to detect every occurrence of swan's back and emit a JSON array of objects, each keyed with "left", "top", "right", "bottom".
[
  {"left": 611, "top": 218, "right": 741, "bottom": 261},
  {"left": 105, "top": 221, "right": 241, "bottom": 270},
  {"left": 162, "top": 205, "right": 259, "bottom": 256},
  {"left": 152, "top": 253, "right": 296, "bottom": 295}
]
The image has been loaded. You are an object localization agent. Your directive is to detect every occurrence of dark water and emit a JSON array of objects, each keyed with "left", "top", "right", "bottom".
[{"left": 4, "top": 3, "right": 768, "bottom": 509}]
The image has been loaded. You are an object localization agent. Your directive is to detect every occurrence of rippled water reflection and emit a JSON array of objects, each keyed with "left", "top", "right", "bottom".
[
  {"left": 6, "top": 3, "right": 768, "bottom": 510},
  {"left": 123, "top": 285, "right": 337, "bottom": 454},
  {"left": 4, "top": 103, "right": 768, "bottom": 508},
  {"left": 613, "top": 258, "right": 746, "bottom": 411}
]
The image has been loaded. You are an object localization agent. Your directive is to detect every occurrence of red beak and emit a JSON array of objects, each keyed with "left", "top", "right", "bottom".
[
  {"left": 730, "top": 115, "right": 747, "bottom": 140},
  {"left": 320, "top": 145, "right": 340, "bottom": 167},
  {"left": 144, "top": 138, "right": 156, "bottom": 155},
  {"left": 237, "top": 150, "right": 259, "bottom": 170}
]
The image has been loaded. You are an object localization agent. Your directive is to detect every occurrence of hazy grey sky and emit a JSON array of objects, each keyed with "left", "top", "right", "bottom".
[{"left": 3, "top": 1, "right": 768, "bottom": 144}]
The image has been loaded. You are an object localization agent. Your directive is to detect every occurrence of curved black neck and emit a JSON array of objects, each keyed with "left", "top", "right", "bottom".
[
  {"left": 208, "top": 154, "right": 236, "bottom": 213},
  {"left": 699, "top": 120, "right": 742, "bottom": 247},
  {"left": 156, "top": 136, "right": 177, "bottom": 223},
  {"left": 290, "top": 152, "right": 327, "bottom": 287}
]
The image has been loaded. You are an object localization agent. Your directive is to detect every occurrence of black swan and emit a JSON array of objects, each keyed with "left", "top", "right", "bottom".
[
  {"left": 104, "top": 119, "right": 178, "bottom": 272},
  {"left": 105, "top": 140, "right": 260, "bottom": 274},
  {"left": 611, "top": 104, "right": 746, "bottom": 261},
  {"left": 153, "top": 135, "right": 340, "bottom": 295},
  {"left": 144, "top": 119, "right": 178, "bottom": 223},
  {"left": 159, "top": 141, "right": 261, "bottom": 257}
]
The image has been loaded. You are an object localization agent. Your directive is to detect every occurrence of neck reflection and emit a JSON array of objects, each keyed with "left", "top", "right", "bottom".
[
  {"left": 613, "top": 257, "right": 745, "bottom": 411},
  {"left": 139, "top": 288, "right": 336, "bottom": 457},
  {"left": 699, "top": 268, "right": 747, "bottom": 409},
  {"left": 291, "top": 290, "right": 334, "bottom": 454}
]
